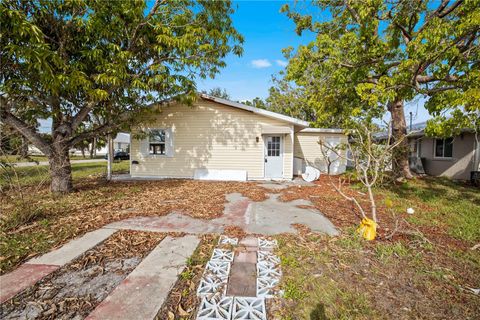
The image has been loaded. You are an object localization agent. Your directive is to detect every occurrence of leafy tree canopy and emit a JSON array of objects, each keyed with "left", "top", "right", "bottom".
[
  {"left": 242, "top": 97, "right": 266, "bottom": 108},
  {"left": 276, "top": 0, "right": 479, "bottom": 177},
  {"left": 0, "top": 0, "right": 243, "bottom": 193},
  {"left": 204, "top": 87, "right": 231, "bottom": 100}
]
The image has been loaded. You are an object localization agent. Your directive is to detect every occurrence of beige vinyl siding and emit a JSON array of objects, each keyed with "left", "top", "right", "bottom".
[
  {"left": 294, "top": 132, "right": 347, "bottom": 174},
  {"left": 130, "top": 100, "right": 293, "bottom": 179}
]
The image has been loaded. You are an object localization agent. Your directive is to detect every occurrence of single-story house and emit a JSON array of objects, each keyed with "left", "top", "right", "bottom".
[
  {"left": 408, "top": 122, "right": 479, "bottom": 180},
  {"left": 68, "top": 133, "right": 130, "bottom": 156},
  {"left": 97, "top": 133, "right": 130, "bottom": 154},
  {"left": 129, "top": 94, "right": 346, "bottom": 181}
]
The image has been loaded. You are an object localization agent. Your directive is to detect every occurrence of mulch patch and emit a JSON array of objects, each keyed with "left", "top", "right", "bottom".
[
  {"left": 155, "top": 234, "right": 218, "bottom": 320},
  {"left": 0, "top": 230, "right": 166, "bottom": 319},
  {"left": 223, "top": 225, "right": 247, "bottom": 239}
]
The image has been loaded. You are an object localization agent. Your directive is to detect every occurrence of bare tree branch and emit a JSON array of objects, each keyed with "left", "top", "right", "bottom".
[{"left": 0, "top": 104, "right": 52, "bottom": 156}]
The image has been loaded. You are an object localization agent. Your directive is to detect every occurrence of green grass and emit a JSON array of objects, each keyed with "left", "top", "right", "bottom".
[
  {"left": 374, "top": 242, "right": 411, "bottom": 261},
  {"left": 1, "top": 154, "right": 104, "bottom": 163},
  {"left": 273, "top": 178, "right": 479, "bottom": 319},
  {"left": 380, "top": 178, "right": 480, "bottom": 242},
  {"left": 0, "top": 160, "right": 129, "bottom": 188},
  {"left": 275, "top": 234, "right": 379, "bottom": 319}
]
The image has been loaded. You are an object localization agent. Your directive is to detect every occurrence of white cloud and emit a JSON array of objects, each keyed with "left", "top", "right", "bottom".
[
  {"left": 251, "top": 59, "right": 272, "bottom": 68},
  {"left": 275, "top": 59, "right": 288, "bottom": 67}
]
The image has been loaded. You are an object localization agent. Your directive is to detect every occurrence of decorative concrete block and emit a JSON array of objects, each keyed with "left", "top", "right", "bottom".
[
  {"left": 258, "top": 238, "right": 278, "bottom": 249},
  {"left": 211, "top": 249, "right": 234, "bottom": 262},
  {"left": 196, "top": 296, "right": 233, "bottom": 320},
  {"left": 204, "top": 261, "right": 231, "bottom": 279},
  {"left": 256, "top": 277, "right": 280, "bottom": 298},
  {"left": 232, "top": 297, "right": 267, "bottom": 320},
  {"left": 257, "top": 261, "right": 282, "bottom": 281},
  {"left": 257, "top": 251, "right": 280, "bottom": 265},
  {"left": 197, "top": 274, "right": 228, "bottom": 297},
  {"left": 219, "top": 235, "right": 239, "bottom": 246}
]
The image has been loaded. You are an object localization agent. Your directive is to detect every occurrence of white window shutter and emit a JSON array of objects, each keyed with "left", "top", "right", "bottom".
[
  {"left": 140, "top": 136, "right": 149, "bottom": 155},
  {"left": 165, "top": 128, "right": 174, "bottom": 157}
]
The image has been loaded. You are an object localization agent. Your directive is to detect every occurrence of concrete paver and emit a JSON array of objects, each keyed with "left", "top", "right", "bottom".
[
  {"left": 1, "top": 228, "right": 115, "bottom": 304},
  {"left": 226, "top": 262, "right": 257, "bottom": 297},
  {"left": 0, "top": 264, "right": 59, "bottom": 303},
  {"left": 28, "top": 228, "right": 116, "bottom": 266},
  {"left": 234, "top": 251, "right": 257, "bottom": 264},
  {"left": 86, "top": 235, "right": 200, "bottom": 320},
  {"left": 239, "top": 236, "right": 258, "bottom": 248}
]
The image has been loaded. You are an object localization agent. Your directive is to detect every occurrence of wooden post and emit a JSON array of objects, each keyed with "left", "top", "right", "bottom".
[{"left": 107, "top": 134, "right": 113, "bottom": 181}]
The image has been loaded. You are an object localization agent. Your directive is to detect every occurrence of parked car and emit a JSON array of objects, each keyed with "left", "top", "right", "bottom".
[{"left": 104, "top": 151, "right": 129, "bottom": 160}]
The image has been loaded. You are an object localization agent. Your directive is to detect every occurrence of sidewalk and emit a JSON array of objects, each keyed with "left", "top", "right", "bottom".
[{"left": 9, "top": 159, "right": 106, "bottom": 167}]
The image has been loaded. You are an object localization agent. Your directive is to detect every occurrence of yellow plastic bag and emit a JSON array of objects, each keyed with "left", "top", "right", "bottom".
[{"left": 357, "top": 218, "right": 377, "bottom": 241}]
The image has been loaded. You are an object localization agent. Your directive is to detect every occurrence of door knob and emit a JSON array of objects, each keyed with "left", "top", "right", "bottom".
[{"left": 265, "top": 158, "right": 267, "bottom": 163}]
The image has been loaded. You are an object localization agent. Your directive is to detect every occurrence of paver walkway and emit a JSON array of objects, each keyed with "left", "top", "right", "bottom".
[
  {"left": 226, "top": 238, "right": 258, "bottom": 297},
  {"left": 86, "top": 235, "right": 199, "bottom": 320},
  {"left": 0, "top": 228, "right": 115, "bottom": 303},
  {"left": 196, "top": 236, "right": 280, "bottom": 319}
]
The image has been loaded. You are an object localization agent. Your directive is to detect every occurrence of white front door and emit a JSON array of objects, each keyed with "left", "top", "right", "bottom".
[{"left": 264, "top": 135, "right": 283, "bottom": 178}]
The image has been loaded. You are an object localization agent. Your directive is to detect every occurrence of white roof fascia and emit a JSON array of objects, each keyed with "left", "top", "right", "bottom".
[
  {"left": 200, "top": 94, "right": 309, "bottom": 127},
  {"left": 300, "top": 128, "right": 344, "bottom": 134}
]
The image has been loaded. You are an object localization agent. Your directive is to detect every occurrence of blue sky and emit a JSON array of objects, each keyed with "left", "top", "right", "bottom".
[
  {"left": 198, "top": 1, "right": 313, "bottom": 102},
  {"left": 197, "top": 0, "right": 431, "bottom": 124}
]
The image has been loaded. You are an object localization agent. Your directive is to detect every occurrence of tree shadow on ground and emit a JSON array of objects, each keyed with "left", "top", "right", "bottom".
[{"left": 384, "top": 176, "right": 480, "bottom": 206}]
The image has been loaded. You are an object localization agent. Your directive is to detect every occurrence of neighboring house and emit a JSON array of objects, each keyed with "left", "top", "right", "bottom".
[
  {"left": 408, "top": 122, "right": 479, "bottom": 180},
  {"left": 27, "top": 144, "right": 43, "bottom": 155},
  {"left": 129, "top": 94, "right": 346, "bottom": 181},
  {"left": 96, "top": 133, "right": 130, "bottom": 155}
]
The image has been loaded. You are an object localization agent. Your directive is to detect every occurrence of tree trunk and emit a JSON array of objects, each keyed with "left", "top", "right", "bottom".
[
  {"left": 389, "top": 99, "right": 413, "bottom": 179},
  {"left": 48, "top": 141, "right": 73, "bottom": 194}
]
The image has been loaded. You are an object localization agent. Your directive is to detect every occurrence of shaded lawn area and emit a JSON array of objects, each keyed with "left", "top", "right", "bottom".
[{"left": 273, "top": 177, "right": 480, "bottom": 319}]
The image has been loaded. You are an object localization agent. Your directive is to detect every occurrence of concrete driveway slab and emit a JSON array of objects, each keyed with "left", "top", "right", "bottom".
[{"left": 106, "top": 191, "right": 339, "bottom": 236}]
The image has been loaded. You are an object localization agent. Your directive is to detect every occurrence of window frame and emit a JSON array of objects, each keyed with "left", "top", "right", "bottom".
[
  {"left": 433, "top": 137, "right": 453, "bottom": 159},
  {"left": 148, "top": 129, "right": 167, "bottom": 156}
]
